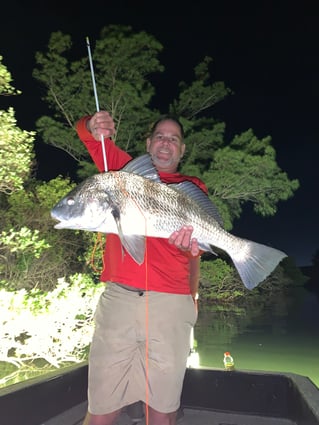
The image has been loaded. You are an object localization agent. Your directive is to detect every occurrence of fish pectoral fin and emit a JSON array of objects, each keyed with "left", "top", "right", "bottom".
[
  {"left": 111, "top": 205, "right": 146, "bottom": 265},
  {"left": 120, "top": 235, "right": 146, "bottom": 265}
]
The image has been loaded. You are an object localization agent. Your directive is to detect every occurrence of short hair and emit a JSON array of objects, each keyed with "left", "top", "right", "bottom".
[{"left": 149, "top": 114, "right": 185, "bottom": 140}]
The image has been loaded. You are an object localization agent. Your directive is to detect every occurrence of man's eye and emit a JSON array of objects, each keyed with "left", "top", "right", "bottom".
[{"left": 153, "top": 134, "right": 180, "bottom": 144}]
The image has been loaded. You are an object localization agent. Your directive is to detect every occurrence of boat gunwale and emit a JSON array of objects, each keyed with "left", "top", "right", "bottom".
[{"left": 1, "top": 363, "right": 319, "bottom": 425}]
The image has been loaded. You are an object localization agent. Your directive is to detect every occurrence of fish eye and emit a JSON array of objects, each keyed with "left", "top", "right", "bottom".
[{"left": 67, "top": 198, "right": 75, "bottom": 206}]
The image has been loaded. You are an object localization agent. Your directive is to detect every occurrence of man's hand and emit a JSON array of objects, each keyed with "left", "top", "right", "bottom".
[
  {"left": 168, "top": 225, "right": 200, "bottom": 256},
  {"left": 87, "top": 111, "right": 116, "bottom": 141}
]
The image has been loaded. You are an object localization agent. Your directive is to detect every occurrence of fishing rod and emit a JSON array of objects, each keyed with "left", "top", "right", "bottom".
[{"left": 86, "top": 37, "right": 108, "bottom": 172}]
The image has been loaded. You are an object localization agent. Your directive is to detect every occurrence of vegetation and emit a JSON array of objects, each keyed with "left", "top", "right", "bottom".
[
  {"left": 0, "top": 56, "right": 35, "bottom": 194},
  {"left": 0, "top": 26, "right": 308, "bottom": 385},
  {"left": 0, "top": 274, "right": 103, "bottom": 387}
]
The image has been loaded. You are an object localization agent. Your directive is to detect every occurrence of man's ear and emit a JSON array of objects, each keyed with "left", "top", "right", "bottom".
[
  {"left": 146, "top": 138, "right": 151, "bottom": 152},
  {"left": 181, "top": 143, "right": 186, "bottom": 158}
]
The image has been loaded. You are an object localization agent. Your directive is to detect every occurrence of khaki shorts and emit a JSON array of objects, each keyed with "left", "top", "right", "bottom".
[{"left": 88, "top": 282, "right": 197, "bottom": 415}]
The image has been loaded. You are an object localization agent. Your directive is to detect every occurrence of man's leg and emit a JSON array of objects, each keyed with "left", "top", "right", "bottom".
[
  {"left": 126, "top": 401, "right": 145, "bottom": 423},
  {"left": 148, "top": 406, "right": 177, "bottom": 425},
  {"left": 82, "top": 409, "right": 121, "bottom": 425}
]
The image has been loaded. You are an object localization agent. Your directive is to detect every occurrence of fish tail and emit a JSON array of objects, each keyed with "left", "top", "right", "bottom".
[{"left": 230, "top": 240, "right": 287, "bottom": 290}]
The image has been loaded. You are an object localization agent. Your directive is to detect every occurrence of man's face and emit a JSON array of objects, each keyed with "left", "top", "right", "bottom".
[{"left": 146, "top": 120, "right": 185, "bottom": 173}]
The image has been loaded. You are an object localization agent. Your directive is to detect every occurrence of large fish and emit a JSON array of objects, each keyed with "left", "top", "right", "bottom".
[{"left": 51, "top": 154, "right": 287, "bottom": 290}]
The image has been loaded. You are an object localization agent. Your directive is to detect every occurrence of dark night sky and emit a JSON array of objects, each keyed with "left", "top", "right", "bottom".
[{"left": 1, "top": 1, "right": 319, "bottom": 266}]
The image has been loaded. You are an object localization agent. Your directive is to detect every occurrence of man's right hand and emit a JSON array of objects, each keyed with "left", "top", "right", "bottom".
[{"left": 87, "top": 111, "right": 116, "bottom": 141}]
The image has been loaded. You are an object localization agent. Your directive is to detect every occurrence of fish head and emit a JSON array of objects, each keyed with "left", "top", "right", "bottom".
[{"left": 51, "top": 175, "right": 114, "bottom": 232}]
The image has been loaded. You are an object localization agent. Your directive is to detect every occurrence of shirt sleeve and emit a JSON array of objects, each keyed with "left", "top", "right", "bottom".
[{"left": 76, "top": 115, "right": 132, "bottom": 172}]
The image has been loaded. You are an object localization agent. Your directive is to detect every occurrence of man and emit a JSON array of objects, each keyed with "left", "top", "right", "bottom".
[{"left": 76, "top": 111, "right": 206, "bottom": 425}]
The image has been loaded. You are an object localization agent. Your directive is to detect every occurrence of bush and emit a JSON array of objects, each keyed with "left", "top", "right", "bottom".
[{"left": 0, "top": 274, "right": 104, "bottom": 387}]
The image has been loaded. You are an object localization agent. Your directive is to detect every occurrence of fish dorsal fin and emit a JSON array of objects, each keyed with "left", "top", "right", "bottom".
[
  {"left": 170, "top": 181, "right": 224, "bottom": 228},
  {"left": 121, "top": 154, "right": 161, "bottom": 182},
  {"left": 122, "top": 154, "right": 224, "bottom": 227}
]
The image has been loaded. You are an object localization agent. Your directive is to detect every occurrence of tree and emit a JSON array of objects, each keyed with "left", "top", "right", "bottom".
[
  {"left": 202, "top": 130, "right": 300, "bottom": 228},
  {"left": 33, "top": 27, "right": 164, "bottom": 172},
  {"left": 32, "top": 26, "right": 299, "bottom": 230},
  {"left": 0, "top": 177, "right": 89, "bottom": 290},
  {"left": 0, "top": 57, "right": 89, "bottom": 291},
  {"left": 0, "top": 56, "right": 35, "bottom": 194}
]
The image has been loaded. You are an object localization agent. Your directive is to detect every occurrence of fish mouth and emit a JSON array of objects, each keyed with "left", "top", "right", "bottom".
[
  {"left": 51, "top": 213, "right": 63, "bottom": 229},
  {"left": 52, "top": 216, "right": 101, "bottom": 231},
  {"left": 53, "top": 220, "right": 84, "bottom": 230},
  {"left": 53, "top": 221, "right": 67, "bottom": 229},
  {"left": 52, "top": 219, "right": 71, "bottom": 229},
  {"left": 51, "top": 214, "right": 77, "bottom": 230}
]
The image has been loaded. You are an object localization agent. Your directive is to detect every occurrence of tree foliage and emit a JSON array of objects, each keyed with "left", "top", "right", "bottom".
[
  {"left": 0, "top": 57, "right": 35, "bottom": 194},
  {"left": 203, "top": 130, "right": 300, "bottom": 227},
  {"left": 33, "top": 27, "right": 163, "bottom": 163},
  {"left": 0, "top": 274, "right": 104, "bottom": 386},
  {"left": 0, "top": 168, "right": 102, "bottom": 291},
  {"left": 0, "top": 177, "right": 91, "bottom": 290},
  {"left": 0, "top": 56, "right": 20, "bottom": 96}
]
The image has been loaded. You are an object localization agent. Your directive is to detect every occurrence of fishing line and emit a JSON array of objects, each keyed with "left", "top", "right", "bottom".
[
  {"left": 144, "top": 240, "right": 150, "bottom": 425},
  {"left": 86, "top": 37, "right": 108, "bottom": 173}
]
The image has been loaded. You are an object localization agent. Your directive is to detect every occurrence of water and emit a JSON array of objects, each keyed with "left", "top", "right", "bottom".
[{"left": 194, "top": 286, "right": 319, "bottom": 387}]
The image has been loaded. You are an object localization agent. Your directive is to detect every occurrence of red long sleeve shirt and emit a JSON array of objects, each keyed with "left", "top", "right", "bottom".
[{"left": 76, "top": 116, "right": 208, "bottom": 293}]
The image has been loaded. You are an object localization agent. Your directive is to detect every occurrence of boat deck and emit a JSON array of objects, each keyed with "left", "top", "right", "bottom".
[{"left": 43, "top": 401, "right": 297, "bottom": 425}]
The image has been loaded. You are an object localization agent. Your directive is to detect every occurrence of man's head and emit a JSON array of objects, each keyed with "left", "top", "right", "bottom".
[{"left": 146, "top": 115, "right": 185, "bottom": 173}]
